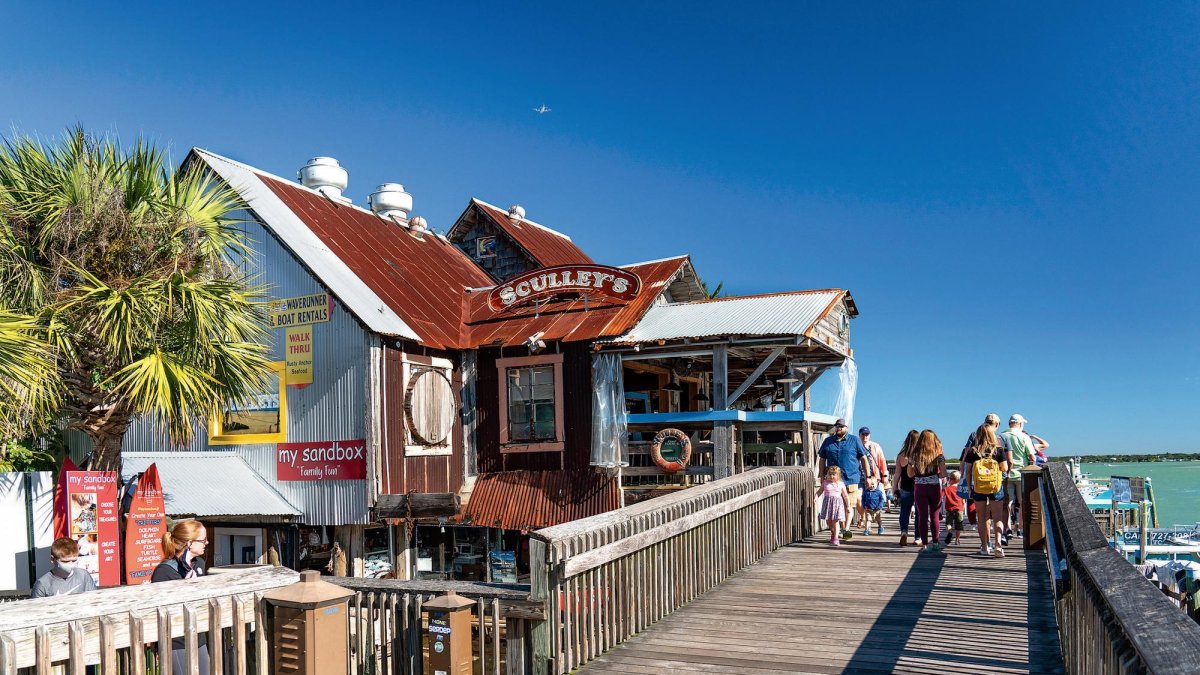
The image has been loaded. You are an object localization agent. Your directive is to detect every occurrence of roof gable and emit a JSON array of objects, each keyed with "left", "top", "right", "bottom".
[{"left": 449, "top": 200, "right": 594, "bottom": 272}]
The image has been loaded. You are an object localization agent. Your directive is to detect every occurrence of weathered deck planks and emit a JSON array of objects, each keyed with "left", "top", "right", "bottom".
[{"left": 582, "top": 512, "right": 1063, "bottom": 674}]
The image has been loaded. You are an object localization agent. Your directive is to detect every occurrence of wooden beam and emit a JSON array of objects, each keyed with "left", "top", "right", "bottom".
[
  {"left": 788, "top": 365, "right": 830, "bottom": 407},
  {"left": 711, "top": 345, "right": 734, "bottom": 479},
  {"left": 373, "top": 492, "right": 461, "bottom": 519},
  {"left": 728, "top": 347, "right": 786, "bottom": 406}
]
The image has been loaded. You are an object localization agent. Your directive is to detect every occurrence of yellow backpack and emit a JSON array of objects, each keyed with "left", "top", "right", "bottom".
[{"left": 972, "top": 448, "right": 1002, "bottom": 495}]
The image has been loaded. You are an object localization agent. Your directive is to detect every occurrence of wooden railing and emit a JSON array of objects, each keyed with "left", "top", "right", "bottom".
[
  {"left": 528, "top": 466, "right": 815, "bottom": 675},
  {"left": 1040, "top": 462, "right": 1200, "bottom": 674},
  {"left": 0, "top": 567, "right": 542, "bottom": 675}
]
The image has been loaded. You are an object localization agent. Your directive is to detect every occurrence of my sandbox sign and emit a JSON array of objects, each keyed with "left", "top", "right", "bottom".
[{"left": 276, "top": 439, "right": 367, "bottom": 481}]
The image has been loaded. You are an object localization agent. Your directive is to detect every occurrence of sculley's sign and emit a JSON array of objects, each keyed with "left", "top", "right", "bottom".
[{"left": 487, "top": 264, "right": 642, "bottom": 312}]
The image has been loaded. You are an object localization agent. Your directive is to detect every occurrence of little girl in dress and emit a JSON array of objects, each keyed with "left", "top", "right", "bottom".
[{"left": 820, "top": 465, "right": 850, "bottom": 547}]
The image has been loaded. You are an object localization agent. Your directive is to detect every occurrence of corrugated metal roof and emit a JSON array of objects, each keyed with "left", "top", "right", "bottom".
[
  {"left": 608, "top": 289, "right": 848, "bottom": 344},
  {"left": 193, "top": 149, "right": 423, "bottom": 341},
  {"left": 472, "top": 200, "right": 594, "bottom": 267},
  {"left": 463, "top": 257, "right": 687, "bottom": 347},
  {"left": 458, "top": 469, "right": 620, "bottom": 530},
  {"left": 121, "top": 452, "right": 302, "bottom": 520}
]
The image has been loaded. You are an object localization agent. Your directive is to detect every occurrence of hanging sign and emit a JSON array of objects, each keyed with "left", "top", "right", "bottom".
[
  {"left": 123, "top": 464, "right": 167, "bottom": 585},
  {"left": 276, "top": 439, "right": 367, "bottom": 481},
  {"left": 285, "top": 325, "right": 314, "bottom": 388},
  {"left": 487, "top": 264, "right": 641, "bottom": 312},
  {"left": 55, "top": 471, "right": 121, "bottom": 587},
  {"left": 269, "top": 293, "right": 332, "bottom": 328}
]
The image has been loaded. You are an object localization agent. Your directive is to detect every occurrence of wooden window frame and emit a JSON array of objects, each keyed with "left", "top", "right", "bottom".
[
  {"left": 497, "top": 353, "right": 565, "bottom": 453},
  {"left": 403, "top": 354, "right": 456, "bottom": 457},
  {"left": 210, "top": 361, "right": 288, "bottom": 445}
]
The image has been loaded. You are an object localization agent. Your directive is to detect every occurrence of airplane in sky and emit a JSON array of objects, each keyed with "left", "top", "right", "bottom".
[{"left": 533, "top": 104, "right": 551, "bottom": 114}]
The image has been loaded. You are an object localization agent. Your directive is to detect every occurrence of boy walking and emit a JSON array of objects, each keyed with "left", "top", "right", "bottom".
[
  {"left": 860, "top": 475, "right": 887, "bottom": 535},
  {"left": 943, "top": 470, "right": 966, "bottom": 545}
]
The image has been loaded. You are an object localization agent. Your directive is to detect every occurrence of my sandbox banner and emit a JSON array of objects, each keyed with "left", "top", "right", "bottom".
[
  {"left": 59, "top": 471, "right": 121, "bottom": 587},
  {"left": 124, "top": 463, "right": 167, "bottom": 585},
  {"left": 276, "top": 439, "right": 367, "bottom": 481}
]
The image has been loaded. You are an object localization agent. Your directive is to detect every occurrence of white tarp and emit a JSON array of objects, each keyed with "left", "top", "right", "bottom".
[{"left": 590, "top": 353, "right": 629, "bottom": 468}]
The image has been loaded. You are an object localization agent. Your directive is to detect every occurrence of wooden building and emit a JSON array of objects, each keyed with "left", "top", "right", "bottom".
[{"left": 79, "top": 150, "right": 857, "bottom": 582}]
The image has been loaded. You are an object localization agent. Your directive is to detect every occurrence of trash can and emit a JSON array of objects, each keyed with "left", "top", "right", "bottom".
[
  {"left": 1021, "top": 465, "right": 1045, "bottom": 550},
  {"left": 422, "top": 590, "right": 475, "bottom": 675},
  {"left": 262, "top": 570, "right": 355, "bottom": 675}
]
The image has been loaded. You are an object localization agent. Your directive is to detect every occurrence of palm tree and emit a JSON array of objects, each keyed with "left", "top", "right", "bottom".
[
  {"left": 0, "top": 128, "right": 273, "bottom": 471},
  {"left": 701, "top": 280, "right": 725, "bottom": 299},
  {"left": 0, "top": 309, "right": 59, "bottom": 440}
]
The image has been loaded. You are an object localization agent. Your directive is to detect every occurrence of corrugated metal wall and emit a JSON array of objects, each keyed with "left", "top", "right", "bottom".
[{"left": 65, "top": 210, "right": 372, "bottom": 526}]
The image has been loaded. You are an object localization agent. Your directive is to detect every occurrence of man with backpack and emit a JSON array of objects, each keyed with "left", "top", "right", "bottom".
[{"left": 1000, "top": 414, "right": 1037, "bottom": 543}]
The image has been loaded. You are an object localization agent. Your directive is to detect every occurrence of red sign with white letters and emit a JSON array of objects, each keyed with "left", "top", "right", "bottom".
[
  {"left": 124, "top": 463, "right": 167, "bottom": 586},
  {"left": 276, "top": 439, "right": 367, "bottom": 481},
  {"left": 487, "top": 264, "right": 642, "bottom": 312},
  {"left": 59, "top": 471, "right": 121, "bottom": 587}
]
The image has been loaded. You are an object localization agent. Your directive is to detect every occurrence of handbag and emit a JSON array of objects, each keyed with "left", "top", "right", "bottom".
[{"left": 956, "top": 470, "right": 971, "bottom": 499}]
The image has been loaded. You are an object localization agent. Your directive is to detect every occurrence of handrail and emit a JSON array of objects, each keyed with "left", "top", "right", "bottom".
[
  {"left": 1041, "top": 462, "right": 1200, "bottom": 674},
  {"left": 528, "top": 466, "right": 815, "bottom": 674}
]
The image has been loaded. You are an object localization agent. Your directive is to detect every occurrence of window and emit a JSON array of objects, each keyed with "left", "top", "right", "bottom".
[
  {"left": 496, "top": 354, "right": 564, "bottom": 453},
  {"left": 404, "top": 355, "right": 456, "bottom": 457},
  {"left": 210, "top": 361, "right": 288, "bottom": 445}
]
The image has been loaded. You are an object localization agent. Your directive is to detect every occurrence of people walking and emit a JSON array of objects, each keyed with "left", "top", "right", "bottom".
[
  {"left": 30, "top": 537, "right": 97, "bottom": 598},
  {"left": 960, "top": 413, "right": 1008, "bottom": 530},
  {"left": 861, "top": 474, "right": 887, "bottom": 535},
  {"left": 907, "top": 429, "right": 946, "bottom": 553},
  {"left": 1000, "top": 414, "right": 1037, "bottom": 543},
  {"left": 819, "top": 466, "right": 850, "bottom": 547},
  {"left": 892, "top": 430, "right": 920, "bottom": 547},
  {"left": 857, "top": 426, "right": 888, "bottom": 525},
  {"left": 152, "top": 520, "right": 211, "bottom": 672},
  {"left": 942, "top": 470, "right": 966, "bottom": 546},
  {"left": 964, "top": 423, "right": 1010, "bottom": 557},
  {"left": 818, "top": 418, "right": 870, "bottom": 540}
]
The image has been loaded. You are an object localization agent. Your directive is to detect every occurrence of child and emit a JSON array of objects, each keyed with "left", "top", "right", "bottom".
[
  {"left": 943, "top": 469, "right": 966, "bottom": 545},
  {"left": 819, "top": 466, "right": 850, "bottom": 547},
  {"left": 860, "top": 475, "right": 887, "bottom": 535}
]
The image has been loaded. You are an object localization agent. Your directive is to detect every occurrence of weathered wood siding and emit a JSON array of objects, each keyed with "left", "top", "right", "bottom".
[
  {"left": 477, "top": 342, "right": 593, "bottom": 473},
  {"left": 450, "top": 208, "right": 538, "bottom": 282},
  {"left": 809, "top": 297, "right": 851, "bottom": 355},
  {"left": 380, "top": 343, "right": 465, "bottom": 495}
]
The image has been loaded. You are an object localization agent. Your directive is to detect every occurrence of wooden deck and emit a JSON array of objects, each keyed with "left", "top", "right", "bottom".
[{"left": 581, "top": 512, "right": 1064, "bottom": 674}]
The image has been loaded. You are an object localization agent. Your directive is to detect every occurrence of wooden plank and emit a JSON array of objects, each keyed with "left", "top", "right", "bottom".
[
  {"left": 34, "top": 625, "right": 49, "bottom": 675},
  {"left": 506, "top": 618, "right": 526, "bottom": 675},
  {"left": 67, "top": 621, "right": 84, "bottom": 675},
  {"left": 128, "top": 613, "right": 145, "bottom": 675},
  {"left": 232, "top": 597, "right": 248, "bottom": 675},
  {"left": 372, "top": 492, "right": 461, "bottom": 518},
  {"left": 253, "top": 592, "right": 268, "bottom": 675},
  {"left": 0, "top": 633, "right": 16, "bottom": 675},
  {"left": 157, "top": 607, "right": 172, "bottom": 675},
  {"left": 98, "top": 616, "right": 116, "bottom": 675},
  {"left": 562, "top": 483, "right": 785, "bottom": 579},
  {"left": 208, "top": 598, "right": 224, "bottom": 675},
  {"left": 727, "top": 346, "right": 786, "bottom": 406},
  {"left": 183, "top": 604, "right": 199, "bottom": 675}
]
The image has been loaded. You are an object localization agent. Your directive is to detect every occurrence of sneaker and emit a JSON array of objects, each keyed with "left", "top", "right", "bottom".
[
  {"left": 899, "top": 534, "right": 908, "bottom": 547},
  {"left": 842, "top": 529, "right": 854, "bottom": 541},
  {"left": 994, "top": 546, "right": 1005, "bottom": 558},
  {"left": 979, "top": 545, "right": 990, "bottom": 556},
  {"left": 877, "top": 526, "right": 885, "bottom": 535},
  {"left": 863, "top": 528, "right": 871, "bottom": 536}
]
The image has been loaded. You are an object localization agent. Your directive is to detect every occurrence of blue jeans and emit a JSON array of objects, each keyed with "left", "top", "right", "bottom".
[{"left": 898, "top": 489, "right": 914, "bottom": 535}]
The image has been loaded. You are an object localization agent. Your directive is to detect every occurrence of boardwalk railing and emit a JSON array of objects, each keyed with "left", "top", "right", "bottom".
[
  {"left": 0, "top": 567, "right": 542, "bottom": 674},
  {"left": 528, "top": 466, "right": 815, "bottom": 675},
  {"left": 1040, "top": 462, "right": 1200, "bottom": 675}
]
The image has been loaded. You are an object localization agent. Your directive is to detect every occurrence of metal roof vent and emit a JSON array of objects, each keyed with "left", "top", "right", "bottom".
[
  {"left": 298, "top": 157, "right": 349, "bottom": 202},
  {"left": 508, "top": 204, "right": 526, "bottom": 220},
  {"left": 409, "top": 216, "right": 428, "bottom": 233},
  {"left": 368, "top": 183, "right": 413, "bottom": 222}
]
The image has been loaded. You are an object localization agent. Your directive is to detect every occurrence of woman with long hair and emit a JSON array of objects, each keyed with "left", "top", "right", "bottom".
[
  {"left": 152, "top": 520, "right": 211, "bottom": 671},
  {"left": 906, "top": 429, "right": 946, "bottom": 553},
  {"left": 891, "top": 430, "right": 920, "bottom": 547},
  {"left": 963, "top": 423, "right": 1010, "bottom": 557}
]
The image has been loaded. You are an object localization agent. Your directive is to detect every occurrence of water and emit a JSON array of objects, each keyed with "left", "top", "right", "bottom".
[{"left": 1080, "top": 461, "right": 1200, "bottom": 528}]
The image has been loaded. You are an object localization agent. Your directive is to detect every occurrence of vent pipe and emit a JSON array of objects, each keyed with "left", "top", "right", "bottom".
[
  {"left": 368, "top": 183, "right": 413, "bottom": 222},
  {"left": 298, "top": 157, "right": 349, "bottom": 201},
  {"left": 409, "top": 216, "right": 428, "bottom": 233},
  {"left": 508, "top": 204, "right": 526, "bottom": 221}
]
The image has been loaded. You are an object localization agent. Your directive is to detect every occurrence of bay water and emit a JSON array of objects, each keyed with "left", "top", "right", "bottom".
[{"left": 1079, "top": 460, "right": 1200, "bottom": 528}]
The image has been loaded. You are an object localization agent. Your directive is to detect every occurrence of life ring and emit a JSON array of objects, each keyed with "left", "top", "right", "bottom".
[{"left": 651, "top": 428, "right": 692, "bottom": 473}]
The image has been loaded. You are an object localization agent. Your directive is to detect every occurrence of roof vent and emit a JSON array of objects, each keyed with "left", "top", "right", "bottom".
[
  {"left": 298, "top": 157, "right": 349, "bottom": 201},
  {"left": 409, "top": 216, "right": 428, "bottom": 233},
  {"left": 508, "top": 204, "right": 526, "bottom": 220},
  {"left": 368, "top": 183, "right": 413, "bottom": 222}
]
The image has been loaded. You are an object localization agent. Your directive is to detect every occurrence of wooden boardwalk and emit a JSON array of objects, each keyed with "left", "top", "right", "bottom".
[{"left": 581, "top": 512, "right": 1064, "bottom": 674}]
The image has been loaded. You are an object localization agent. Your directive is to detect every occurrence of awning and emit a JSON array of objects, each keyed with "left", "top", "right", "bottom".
[
  {"left": 122, "top": 452, "right": 302, "bottom": 522},
  {"left": 458, "top": 469, "right": 620, "bottom": 531}
]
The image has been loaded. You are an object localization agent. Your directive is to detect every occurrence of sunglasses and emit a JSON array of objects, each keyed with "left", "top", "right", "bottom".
[{"left": 191, "top": 539, "right": 209, "bottom": 545}]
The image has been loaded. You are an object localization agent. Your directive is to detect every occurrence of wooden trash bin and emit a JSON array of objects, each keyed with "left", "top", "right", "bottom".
[
  {"left": 263, "top": 570, "right": 354, "bottom": 675},
  {"left": 1021, "top": 465, "right": 1046, "bottom": 550},
  {"left": 423, "top": 590, "right": 475, "bottom": 675}
]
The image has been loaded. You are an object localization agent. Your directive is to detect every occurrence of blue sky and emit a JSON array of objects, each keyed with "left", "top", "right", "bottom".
[{"left": 3, "top": 3, "right": 1197, "bottom": 456}]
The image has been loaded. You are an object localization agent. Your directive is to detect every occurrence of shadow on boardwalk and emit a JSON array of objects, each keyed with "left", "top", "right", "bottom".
[{"left": 582, "top": 512, "right": 1064, "bottom": 674}]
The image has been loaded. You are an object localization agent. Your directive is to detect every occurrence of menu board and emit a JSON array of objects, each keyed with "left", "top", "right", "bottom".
[
  {"left": 61, "top": 471, "right": 120, "bottom": 587},
  {"left": 124, "top": 464, "right": 167, "bottom": 585}
]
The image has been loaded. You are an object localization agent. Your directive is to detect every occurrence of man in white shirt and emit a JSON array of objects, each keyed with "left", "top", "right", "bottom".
[{"left": 999, "top": 414, "right": 1037, "bottom": 542}]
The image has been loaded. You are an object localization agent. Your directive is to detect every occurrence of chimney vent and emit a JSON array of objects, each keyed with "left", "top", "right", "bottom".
[
  {"left": 508, "top": 204, "right": 526, "bottom": 220},
  {"left": 368, "top": 183, "right": 413, "bottom": 222},
  {"left": 409, "top": 215, "right": 428, "bottom": 233},
  {"left": 298, "top": 157, "right": 349, "bottom": 202}
]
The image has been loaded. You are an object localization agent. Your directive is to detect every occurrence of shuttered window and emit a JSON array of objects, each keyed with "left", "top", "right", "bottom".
[{"left": 403, "top": 356, "right": 456, "bottom": 457}]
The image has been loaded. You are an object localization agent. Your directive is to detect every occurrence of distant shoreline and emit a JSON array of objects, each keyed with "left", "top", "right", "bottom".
[{"left": 1049, "top": 453, "right": 1200, "bottom": 463}]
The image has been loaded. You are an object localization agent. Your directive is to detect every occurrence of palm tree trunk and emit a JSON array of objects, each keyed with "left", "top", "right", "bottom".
[{"left": 86, "top": 416, "right": 131, "bottom": 473}]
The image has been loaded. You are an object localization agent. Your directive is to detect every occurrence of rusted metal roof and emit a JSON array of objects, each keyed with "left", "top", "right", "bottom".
[
  {"left": 459, "top": 469, "right": 620, "bottom": 530},
  {"left": 463, "top": 257, "right": 687, "bottom": 347},
  {"left": 258, "top": 176, "right": 496, "bottom": 350},
  {"left": 472, "top": 199, "right": 594, "bottom": 267}
]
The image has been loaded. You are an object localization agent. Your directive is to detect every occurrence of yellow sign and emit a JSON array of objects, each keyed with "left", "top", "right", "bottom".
[
  {"left": 269, "top": 293, "right": 331, "bottom": 328},
  {"left": 285, "top": 326, "right": 313, "bottom": 387}
]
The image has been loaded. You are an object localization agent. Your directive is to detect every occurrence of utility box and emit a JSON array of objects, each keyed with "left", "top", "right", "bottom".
[
  {"left": 1021, "top": 465, "right": 1045, "bottom": 550},
  {"left": 263, "top": 570, "right": 354, "bottom": 675},
  {"left": 423, "top": 590, "right": 475, "bottom": 675}
]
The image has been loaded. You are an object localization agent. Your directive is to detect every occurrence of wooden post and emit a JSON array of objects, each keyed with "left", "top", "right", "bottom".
[
  {"left": 528, "top": 538, "right": 551, "bottom": 675},
  {"left": 711, "top": 344, "right": 734, "bottom": 480},
  {"left": 506, "top": 618, "right": 527, "bottom": 675},
  {"left": 1138, "top": 501, "right": 1149, "bottom": 565}
]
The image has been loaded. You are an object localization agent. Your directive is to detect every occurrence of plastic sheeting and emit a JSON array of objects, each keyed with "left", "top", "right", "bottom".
[
  {"left": 590, "top": 353, "right": 629, "bottom": 468},
  {"left": 833, "top": 358, "right": 858, "bottom": 427}
]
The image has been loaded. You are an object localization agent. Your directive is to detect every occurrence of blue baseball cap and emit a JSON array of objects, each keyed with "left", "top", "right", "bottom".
[{"left": 859, "top": 427, "right": 871, "bottom": 435}]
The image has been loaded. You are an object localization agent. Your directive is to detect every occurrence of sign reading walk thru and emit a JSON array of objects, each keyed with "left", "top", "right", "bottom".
[
  {"left": 124, "top": 463, "right": 167, "bottom": 585},
  {"left": 286, "top": 325, "right": 314, "bottom": 388}
]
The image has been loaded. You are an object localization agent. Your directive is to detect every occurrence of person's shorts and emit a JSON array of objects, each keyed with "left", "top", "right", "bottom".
[
  {"left": 946, "top": 510, "right": 965, "bottom": 531},
  {"left": 845, "top": 483, "right": 862, "bottom": 511},
  {"left": 972, "top": 486, "right": 1005, "bottom": 502},
  {"left": 1003, "top": 478, "right": 1022, "bottom": 505}
]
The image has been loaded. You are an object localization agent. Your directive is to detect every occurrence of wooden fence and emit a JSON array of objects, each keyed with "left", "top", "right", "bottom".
[
  {"left": 0, "top": 567, "right": 541, "bottom": 675},
  {"left": 1040, "top": 462, "right": 1200, "bottom": 674},
  {"left": 528, "top": 466, "right": 815, "bottom": 675}
]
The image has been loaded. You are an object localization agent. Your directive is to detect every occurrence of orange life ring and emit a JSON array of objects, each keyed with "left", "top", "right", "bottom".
[{"left": 651, "top": 428, "right": 692, "bottom": 473}]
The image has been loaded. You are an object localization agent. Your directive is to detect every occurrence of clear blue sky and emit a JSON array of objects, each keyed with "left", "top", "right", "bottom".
[{"left": 4, "top": 3, "right": 1197, "bottom": 456}]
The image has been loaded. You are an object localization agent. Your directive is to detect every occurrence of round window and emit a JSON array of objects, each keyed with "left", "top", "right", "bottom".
[{"left": 404, "top": 369, "right": 455, "bottom": 446}]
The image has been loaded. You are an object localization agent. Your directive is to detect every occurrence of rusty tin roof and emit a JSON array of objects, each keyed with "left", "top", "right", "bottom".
[
  {"left": 459, "top": 469, "right": 621, "bottom": 530},
  {"left": 471, "top": 199, "right": 594, "bottom": 267}
]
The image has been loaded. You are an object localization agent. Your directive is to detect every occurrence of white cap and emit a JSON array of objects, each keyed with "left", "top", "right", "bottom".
[{"left": 1010, "top": 414, "right": 1027, "bottom": 425}]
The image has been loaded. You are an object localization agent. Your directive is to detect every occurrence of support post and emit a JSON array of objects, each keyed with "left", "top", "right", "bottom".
[
  {"left": 1138, "top": 501, "right": 1149, "bottom": 565},
  {"left": 711, "top": 344, "right": 734, "bottom": 479}
]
